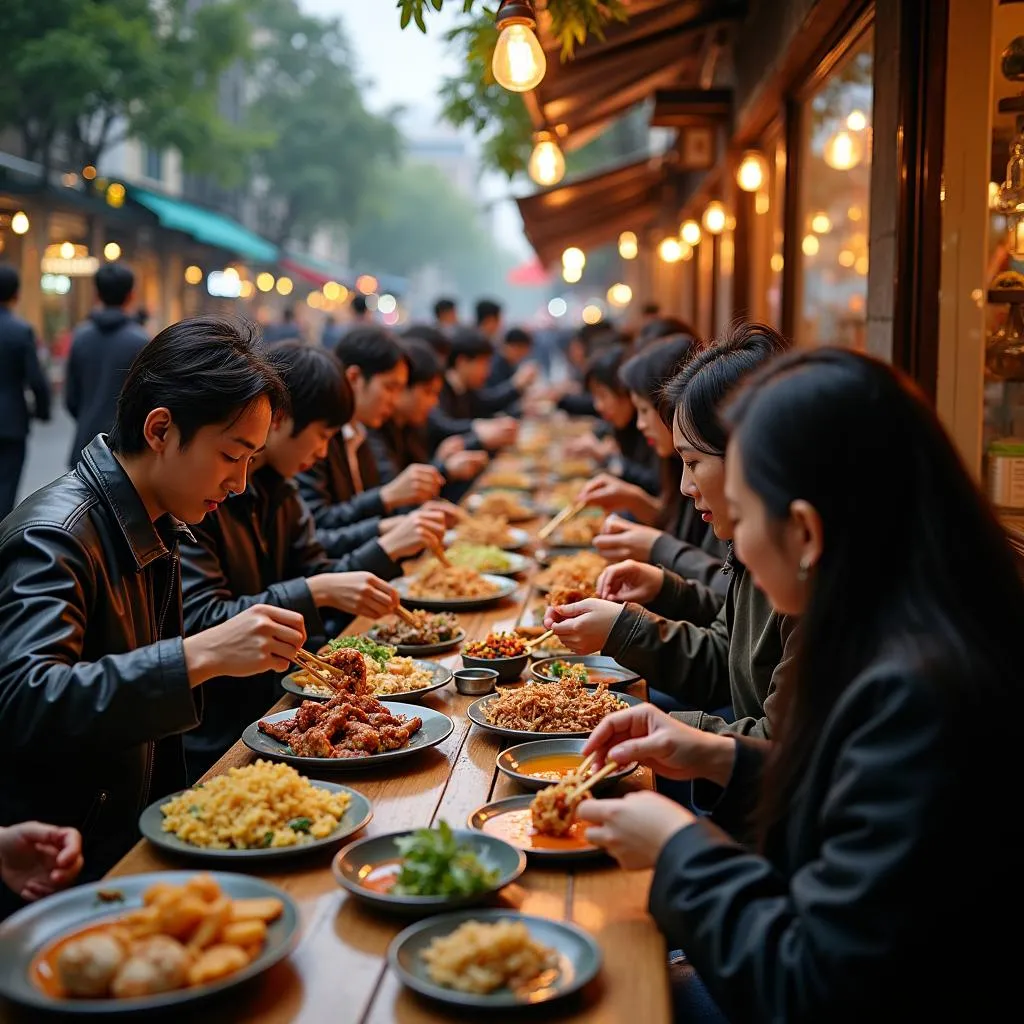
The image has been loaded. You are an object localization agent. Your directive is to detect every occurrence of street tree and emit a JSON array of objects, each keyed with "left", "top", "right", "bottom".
[{"left": 0, "top": 0, "right": 258, "bottom": 182}]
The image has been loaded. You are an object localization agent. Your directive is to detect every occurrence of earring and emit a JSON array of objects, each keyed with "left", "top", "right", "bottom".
[{"left": 797, "top": 557, "right": 812, "bottom": 582}]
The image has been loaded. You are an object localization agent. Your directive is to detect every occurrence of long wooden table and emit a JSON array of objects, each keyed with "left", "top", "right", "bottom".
[{"left": 2, "top": 516, "right": 671, "bottom": 1023}]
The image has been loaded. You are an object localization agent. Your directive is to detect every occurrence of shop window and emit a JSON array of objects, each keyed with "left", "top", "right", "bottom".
[
  {"left": 795, "top": 29, "right": 874, "bottom": 348},
  {"left": 144, "top": 146, "right": 164, "bottom": 182}
]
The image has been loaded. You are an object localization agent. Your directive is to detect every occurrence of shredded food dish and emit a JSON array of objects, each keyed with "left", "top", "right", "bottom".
[
  {"left": 539, "top": 479, "right": 590, "bottom": 509},
  {"left": 370, "top": 611, "right": 460, "bottom": 647},
  {"left": 554, "top": 514, "right": 605, "bottom": 547},
  {"left": 535, "top": 551, "right": 606, "bottom": 595},
  {"left": 159, "top": 760, "right": 350, "bottom": 850},
  {"left": 297, "top": 655, "right": 435, "bottom": 699},
  {"left": 39, "top": 875, "right": 283, "bottom": 1000},
  {"left": 452, "top": 515, "right": 515, "bottom": 547},
  {"left": 479, "top": 471, "right": 532, "bottom": 491},
  {"left": 407, "top": 564, "right": 501, "bottom": 600},
  {"left": 410, "top": 544, "right": 513, "bottom": 575},
  {"left": 483, "top": 678, "right": 626, "bottom": 733},
  {"left": 473, "top": 491, "right": 533, "bottom": 520},
  {"left": 421, "top": 919, "right": 558, "bottom": 995}
]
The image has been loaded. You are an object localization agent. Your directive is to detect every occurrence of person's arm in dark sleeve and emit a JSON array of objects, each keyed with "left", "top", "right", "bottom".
[
  {"left": 427, "top": 406, "right": 479, "bottom": 453},
  {"left": 23, "top": 327, "right": 51, "bottom": 422},
  {"left": 63, "top": 337, "right": 81, "bottom": 420},
  {"left": 180, "top": 522, "right": 323, "bottom": 638},
  {"left": 296, "top": 464, "right": 386, "bottom": 528},
  {"left": 651, "top": 532, "right": 729, "bottom": 597},
  {"left": 557, "top": 392, "right": 597, "bottom": 417},
  {"left": 367, "top": 431, "right": 401, "bottom": 486},
  {"left": 647, "top": 567, "right": 725, "bottom": 626},
  {"left": 472, "top": 379, "right": 520, "bottom": 415},
  {"left": 602, "top": 600, "right": 732, "bottom": 709},
  {"left": 617, "top": 456, "right": 661, "bottom": 496},
  {"left": 649, "top": 671, "right": 949, "bottom": 1023},
  {"left": 315, "top": 518, "right": 383, "bottom": 558},
  {"left": 0, "top": 525, "right": 197, "bottom": 755}
]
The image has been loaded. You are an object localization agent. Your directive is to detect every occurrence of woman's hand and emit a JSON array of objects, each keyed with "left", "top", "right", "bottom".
[
  {"left": 582, "top": 703, "right": 736, "bottom": 784},
  {"left": 0, "top": 822, "right": 84, "bottom": 901},
  {"left": 577, "top": 792, "right": 695, "bottom": 870},
  {"left": 593, "top": 514, "right": 662, "bottom": 562},
  {"left": 597, "top": 560, "right": 664, "bottom": 604},
  {"left": 435, "top": 435, "right": 466, "bottom": 462},
  {"left": 543, "top": 598, "right": 622, "bottom": 653},
  {"left": 565, "top": 433, "right": 615, "bottom": 461},
  {"left": 443, "top": 450, "right": 490, "bottom": 481},
  {"left": 575, "top": 474, "right": 644, "bottom": 513}
]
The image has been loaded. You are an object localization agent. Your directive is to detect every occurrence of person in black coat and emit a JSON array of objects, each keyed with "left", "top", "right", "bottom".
[
  {"left": 64, "top": 262, "right": 149, "bottom": 467},
  {"left": 0, "top": 318, "right": 307, "bottom": 914},
  {"left": 577, "top": 349, "right": 1022, "bottom": 1022},
  {"left": 0, "top": 265, "right": 50, "bottom": 518},
  {"left": 180, "top": 343, "right": 404, "bottom": 779}
]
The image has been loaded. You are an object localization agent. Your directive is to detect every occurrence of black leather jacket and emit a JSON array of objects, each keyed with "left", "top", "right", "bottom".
[{"left": 0, "top": 436, "right": 197, "bottom": 894}]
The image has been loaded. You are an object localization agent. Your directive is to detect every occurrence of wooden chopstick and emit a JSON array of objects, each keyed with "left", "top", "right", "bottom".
[
  {"left": 523, "top": 628, "right": 555, "bottom": 650},
  {"left": 571, "top": 760, "right": 619, "bottom": 798},
  {"left": 577, "top": 750, "right": 598, "bottom": 776},
  {"left": 537, "top": 498, "right": 587, "bottom": 541},
  {"left": 395, "top": 605, "right": 420, "bottom": 626},
  {"left": 429, "top": 539, "right": 453, "bottom": 568},
  {"left": 292, "top": 650, "right": 343, "bottom": 691}
]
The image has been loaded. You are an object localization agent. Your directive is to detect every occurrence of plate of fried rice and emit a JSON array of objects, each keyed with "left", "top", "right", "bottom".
[{"left": 139, "top": 760, "right": 372, "bottom": 860}]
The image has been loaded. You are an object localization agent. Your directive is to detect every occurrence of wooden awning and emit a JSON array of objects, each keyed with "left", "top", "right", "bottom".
[
  {"left": 516, "top": 157, "right": 668, "bottom": 267},
  {"left": 526, "top": 0, "right": 745, "bottom": 150}
]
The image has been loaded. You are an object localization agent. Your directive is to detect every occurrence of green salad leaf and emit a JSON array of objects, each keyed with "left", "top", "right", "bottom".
[
  {"left": 327, "top": 635, "right": 396, "bottom": 668},
  {"left": 391, "top": 820, "right": 500, "bottom": 897}
]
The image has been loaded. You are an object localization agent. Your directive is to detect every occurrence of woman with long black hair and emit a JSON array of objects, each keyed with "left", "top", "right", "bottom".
[
  {"left": 548, "top": 323, "right": 796, "bottom": 734},
  {"left": 577, "top": 349, "right": 1021, "bottom": 1022},
  {"left": 576, "top": 336, "right": 729, "bottom": 592}
]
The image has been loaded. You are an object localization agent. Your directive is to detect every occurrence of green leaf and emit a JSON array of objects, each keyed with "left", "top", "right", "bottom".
[
  {"left": 287, "top": 817, "right": 312, "bottom": 833},
  {"left": 262, "top": 832, "right": 274, "bottom": 848}
]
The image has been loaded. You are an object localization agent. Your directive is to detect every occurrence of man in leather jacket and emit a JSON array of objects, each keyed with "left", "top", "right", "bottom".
[
  {"left": 180, "top": 343, "right": 410, "bottom": 779},
  {"left": 0, "top": 318, "right": 308, "bottom": 916}
]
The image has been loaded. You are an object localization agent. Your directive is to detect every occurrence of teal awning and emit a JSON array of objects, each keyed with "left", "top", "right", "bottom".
[{"left": 129, "top": 187, "right": 278, "bottom": 263}]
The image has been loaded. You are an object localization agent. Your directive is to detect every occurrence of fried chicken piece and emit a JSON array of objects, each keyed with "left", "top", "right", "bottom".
[
  {"left": 294, "top": 701, "right": 325, "bottom": 732},
  {"left": 530, "top": 780, "right": 590, "bottom": 836},
  {"left": 339, "top": 720, "right": 382, "bottom": 754},
  {"left": 258, "top": 718, "right": 298, "bottom": 743},
  {"left": 378, "top": 717, "right": 422, "bottom": 750},
  {"left": 290, "top": 726, "right": 334, "bottom": 758},
  {"left": 318, "top": 647, "right": 369, "bottom": 693}
]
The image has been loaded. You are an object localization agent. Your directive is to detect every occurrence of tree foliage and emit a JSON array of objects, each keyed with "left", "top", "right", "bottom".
[
  {"left": 0, "top": 0, "right": 258, "bottom": 181},
  {"left": 396, "top": 0, "right": 630, "bottom": 178},
  {"left": 347, "top": 159, "right": 515, "bottom": 298},
  {"left": 244, "top": 0, "right": 400, "bottom": 246}
]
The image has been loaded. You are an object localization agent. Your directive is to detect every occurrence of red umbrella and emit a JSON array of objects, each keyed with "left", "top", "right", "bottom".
[{"left": 506, "top": 257, "right": 552, "bottom": 287}]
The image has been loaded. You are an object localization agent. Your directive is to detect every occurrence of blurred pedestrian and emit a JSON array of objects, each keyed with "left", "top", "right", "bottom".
[
  {"left": 433, "top": 296, "right": 458, "bottom": 332},
  {"left": 0, "top": 265, "right": 51, "bottom": 518},
  {"left": 320, "top": 314, "right": 340, "bottom": 349},
  {"left": 262, "top": 306, "right": 302, "bottom": 344},
  {"left": 475, "top": 298, "right": 503, "bottom": 343},
  {"left": 64, "top": 262, "right": 147, "bottom": 467}
]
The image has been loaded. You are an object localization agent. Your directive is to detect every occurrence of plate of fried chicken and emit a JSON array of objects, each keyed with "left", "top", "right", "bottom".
[{"left": 244, "top": 652, "right": 454, "bottom": 770}]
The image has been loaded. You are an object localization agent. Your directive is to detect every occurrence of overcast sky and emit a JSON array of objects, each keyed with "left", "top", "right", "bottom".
[{"left": 298, "top": 1, "right": 529, "bottom": 257}]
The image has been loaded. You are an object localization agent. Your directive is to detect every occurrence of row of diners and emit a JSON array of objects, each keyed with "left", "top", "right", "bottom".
[{"left": 0, "top": 314, "right": 1018, "bottom": 1022}]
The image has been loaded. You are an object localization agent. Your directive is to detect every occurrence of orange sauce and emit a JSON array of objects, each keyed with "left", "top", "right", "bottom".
[
  {"left": 357, "top": 859, "right": 402, "bottom": 894},
  {"left": 481, "top": 808, "right": 594, "bottom": 851},
  {"left": 513, "top": 752, "right": 584, "bottom": 782},
  {"left": 587, "top": 672, "right": 621, "bottom": 687},
  {"left": 31, "top": 920, "right": 121, "bottom": 998}
]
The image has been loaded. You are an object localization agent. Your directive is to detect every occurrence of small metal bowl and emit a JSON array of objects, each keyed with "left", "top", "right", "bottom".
[{"left": 453, "top": 667, "right": 499, "bottom": 696}]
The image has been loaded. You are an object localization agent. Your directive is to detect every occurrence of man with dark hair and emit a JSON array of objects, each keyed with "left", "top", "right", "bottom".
[
  {"left": 486, "top": 326, "right": 536, "bottom": 389},
  {"left": 0, "top": 317, "right": 308, "bottom": 905},
  {"left": 349, "top": 293, "right": 370, "bottom": 327},
  {"left": 475, "top": 298, "right": 503, "bottom": 341},
  {"left": 404, "top": 323, "right": 451, "bottom": 363},
  {"left": 65, "top": 261, "right": 148, "bottom": 466},
  {"left": 297, "top": 327, "right": 446, "bottom": 558},
  {"left": 180, "top": 343, "right": 406, "bottom": 778},
  {"left": 369, "top": 338, "right": 489, "bottom": 491},
  {"left": 428, "top": 328, "right": 519, "bottom": 453},
  {"left": 0, "top": 265, "right": 50, "bottom": 518},
  {"left": 433, "top": 297, "right": 458, "bottom": 330}
]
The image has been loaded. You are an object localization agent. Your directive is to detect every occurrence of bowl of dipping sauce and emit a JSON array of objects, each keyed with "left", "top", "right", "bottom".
[
  {"left": 453, "top": 667, "right": 499, "bottom": 696},
  {"left": 496, "top": 738, "right": 638, "bottom": 792}
]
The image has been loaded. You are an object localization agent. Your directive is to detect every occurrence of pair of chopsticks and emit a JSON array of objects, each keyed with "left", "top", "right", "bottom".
[
  {"left": 394, "top": 605, "right": 421, "bottom": 627},
  {"left": 292, "top": 649, "right": 346, "bottom": 691},
  {"left": 568, "top": 756, "right": 619, "bottom": 799},
  {"left": 428, "top": 539, "right": 453, "bottom": 568},
  {"left": 537, "top": 497, "right": 588, "bottom": 542}
]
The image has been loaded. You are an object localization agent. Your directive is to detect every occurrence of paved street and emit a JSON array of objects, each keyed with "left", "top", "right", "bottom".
[{"left": 18, "top": 403, "right": 75, "bottom": 504}]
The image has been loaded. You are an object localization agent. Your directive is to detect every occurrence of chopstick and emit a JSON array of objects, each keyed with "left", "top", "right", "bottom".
[
  {"left": 577, "top": 750, "right": 597, "bottom": 776},
  {"left": 523, "top": 628, "right": 555, "bottom": 650},
  {"left": 571, "top": 760, "right": 619, "bottom": 798},
  {"left": 395, "top": 605, "right": 420, "bottom": 626},
  {"left": 537, "top": 497, "right": 587, "bottom": 541},
  {"left": 428, "top": 539, "right": 453, "bottom": 568},
  {"left": 292, "top": 650, "right": 344, "bottom": 691}
]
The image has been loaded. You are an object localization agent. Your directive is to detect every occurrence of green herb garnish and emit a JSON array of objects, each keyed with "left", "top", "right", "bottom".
[
  {"left": 327, "top": 635, "right": 396, "bottom": 668},
  {"left": 551, "top": 660, "right": 588, "bottom": 683},
  {"left": 262, "top": 831, "right": 275, "bottom": 848},
  {"left": 391, "top": 820, "right": 500, "bottom": 897},
  {"left": 287, "top": 817, "right": 312, "bottom": 833}
]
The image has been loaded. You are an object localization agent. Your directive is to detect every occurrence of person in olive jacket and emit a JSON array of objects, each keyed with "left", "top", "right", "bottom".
[
  {"left": 577, "top": 350, "right": 1020, "bottom": 1022},
  {"left": 0, "top": 318, "right": 308, "bottom": 915},
  {"left": 547, "top": 325, "right": 796, "bottom": 735},
  {"left": 180, "top": 343, "right": 420, "bottom": 780}
]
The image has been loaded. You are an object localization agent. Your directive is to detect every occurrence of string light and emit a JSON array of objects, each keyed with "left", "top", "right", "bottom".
[
  {"left": 736, "top": 151, "right": 766, "bottom": 192},
  {"left": 528, "top": 134, "right": 565, "bottom": 187},
  {"left": 618, "top": 231, "right": 638, "bottom": 260},
  {"left": 606, "top": 283, "right": 633, "bottom": 307},
  {"left": 256, "top": 272, "right": 275, "bottom": 292},
  {"left": 680, "top": 220, "right": 701, "bottom": 246},
  {"left": 492, "top": 1, "right": 546, "bottom": 92},
  {"left": 702, "top": 202, "right": 727, "bottom": 235},
  {"left": 562, "top": 247, "right": 585, "bottom": 270},
  {"left": 11, "top": 211, "right": 30, "bottom": 235},
  {"left": 658, "top": 237, "right": 683, "bottom": 263},
  {"left": 103, "top": 242, "right": 121, "bottom": 261},
  {"left": 802, "top": 234, "right": 820, "bottom": 256},
  {"left": 184, "top": 265, "right": 203, "bottom": 285}
]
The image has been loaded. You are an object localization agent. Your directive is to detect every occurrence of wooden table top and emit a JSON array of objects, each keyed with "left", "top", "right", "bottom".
[{"left": 0, "top": 502, "right": 671, "bottom": 1023}]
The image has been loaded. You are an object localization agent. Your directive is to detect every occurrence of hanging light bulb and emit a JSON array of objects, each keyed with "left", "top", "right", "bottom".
[
  {"left": 823, "top": 130, "right": 864, "bottom": 171},
  {"left": 10, "top": 211, "right": 30, "bottom": 235},
  {"left": 618, "top": 231, "right": 638, "bottom": 260},
  {"left": 658, "top": 238, "right": 683, "bottom": 263},
  {"left": 702, "top": 201, "right": 727, "bottom": 235},
  {"left": 736, "top": 151, "right": 766, "bottom": 192},
  {"left": 528, "top": 133, "right": 565, "bottom": 186},
  {"left": 491, "top": 1, "right": 546, "bottom": 93},
  {"left": 562, "top": 264, "right": 582, "bottom": 284},
  {"left": 680, "top": 220, "right": 701, "bottom": 246},
  {"left": 562, "top": 247, "right": 585, "bottom": 270}
]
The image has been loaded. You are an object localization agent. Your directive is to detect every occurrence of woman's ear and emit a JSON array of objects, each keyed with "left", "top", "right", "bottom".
[{"left": 789, "top": 498, "right": 823, "bottom": 571}]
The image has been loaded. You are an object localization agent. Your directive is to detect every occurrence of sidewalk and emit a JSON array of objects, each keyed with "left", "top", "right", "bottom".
[{"left": 18, "top": 406, "right": 75, "bottom": 503}]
